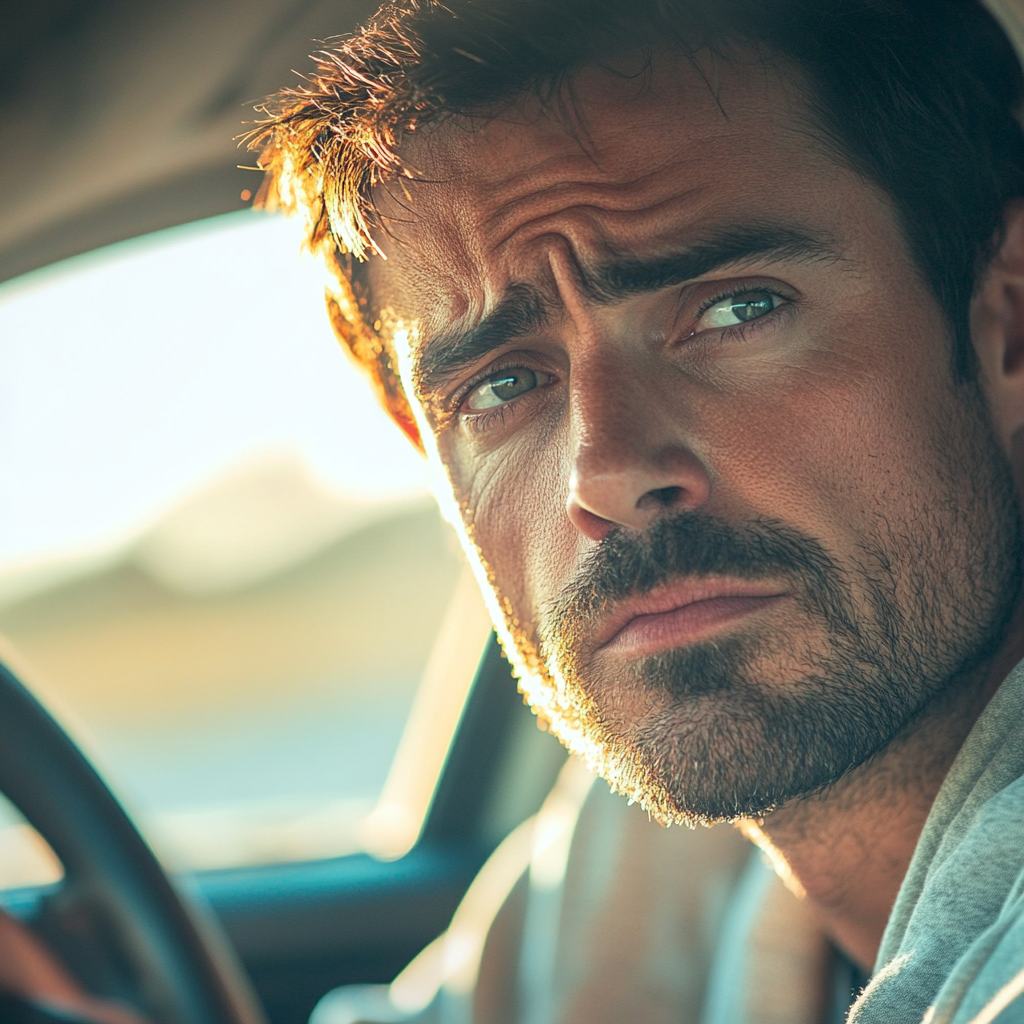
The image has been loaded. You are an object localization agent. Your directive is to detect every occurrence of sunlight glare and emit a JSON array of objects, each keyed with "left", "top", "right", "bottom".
[{"left": 0, "top": 210, "right": 429, "bottom": 572}]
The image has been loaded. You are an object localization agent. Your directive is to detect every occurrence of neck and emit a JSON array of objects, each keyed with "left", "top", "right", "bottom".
[{"left": 745, "top": 636, "right": 1021, "bottom": 971}]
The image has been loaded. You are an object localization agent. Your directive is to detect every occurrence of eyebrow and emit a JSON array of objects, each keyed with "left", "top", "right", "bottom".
[{"left": 415, "top": 223, "right": 841, "bottom": 394}]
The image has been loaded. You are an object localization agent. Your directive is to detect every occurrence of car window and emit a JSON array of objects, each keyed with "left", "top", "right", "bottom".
[{"left": 0, "top": 210, "right": 484, "bottom": 880}]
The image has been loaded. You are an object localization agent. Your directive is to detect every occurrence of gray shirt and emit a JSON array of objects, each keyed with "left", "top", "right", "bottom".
[{"left": 849, "top": 660, "right": 1024, "bottom": 1023}]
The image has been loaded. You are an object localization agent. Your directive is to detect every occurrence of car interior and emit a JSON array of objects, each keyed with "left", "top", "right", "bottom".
[
  {"left": 10, "top": 3, "right": 1023, "bottom": 1024},
  {"left": 0, "top": 2, "right": 564, "bottom": 1021},
  {"left": 0, "top": 1, "right": 626, "bottom": 1021}
]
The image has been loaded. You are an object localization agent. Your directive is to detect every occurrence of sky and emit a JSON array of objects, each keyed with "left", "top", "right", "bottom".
[{"left": 0, "top": 210, "right": 430, "bottom": 570}]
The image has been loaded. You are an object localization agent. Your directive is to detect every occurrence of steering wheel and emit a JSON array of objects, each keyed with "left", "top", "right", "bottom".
[{"left": 0, "top": 658, "right": 267, "bottom": 1024}]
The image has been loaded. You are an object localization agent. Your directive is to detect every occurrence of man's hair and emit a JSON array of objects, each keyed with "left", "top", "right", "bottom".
[{"left": 251, "top": 0, "right": 1024, "bottom": 413}]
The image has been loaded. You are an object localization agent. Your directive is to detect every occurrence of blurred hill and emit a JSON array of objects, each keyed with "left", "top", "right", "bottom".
[{"left": 0, "top": 456, "right": 464, "bottom": 868}]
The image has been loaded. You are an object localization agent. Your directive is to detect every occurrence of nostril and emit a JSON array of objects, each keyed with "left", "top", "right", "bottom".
[{"left": 646, "top": 485, "right": 684, "bottom": 508}]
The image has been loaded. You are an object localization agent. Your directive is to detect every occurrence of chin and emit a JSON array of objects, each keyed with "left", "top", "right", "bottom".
[{"left": 531, "top": 635, "right": 926, "bottom": 827}]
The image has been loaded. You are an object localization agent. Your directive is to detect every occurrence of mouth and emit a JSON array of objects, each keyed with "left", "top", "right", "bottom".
[{"left": 593, "top": 579, "right": 789, "bottom": 658}]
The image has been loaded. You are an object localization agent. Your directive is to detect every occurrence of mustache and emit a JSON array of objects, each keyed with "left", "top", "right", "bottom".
[{"left": 541, "top": 513, "right": 862, "bottom": 650}]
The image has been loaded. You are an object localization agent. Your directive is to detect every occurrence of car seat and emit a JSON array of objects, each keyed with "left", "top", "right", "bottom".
[{"left": 312, "top": 757, "right": 832, "bottom": 1024}]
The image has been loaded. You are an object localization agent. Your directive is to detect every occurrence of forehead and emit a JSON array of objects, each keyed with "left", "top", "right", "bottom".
[{"left": 368, "top": 50, "right": 857, "bottom": 347}]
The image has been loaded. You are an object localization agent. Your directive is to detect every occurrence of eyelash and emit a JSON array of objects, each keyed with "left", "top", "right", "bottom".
[
  {"left": 686, "top": 284, "right": 793, "bottom": 344},
  {"left": 464, "top": 404, "right": 511, "bottom": 433},
  {"left": 455, "top": 357, "right": 552, "bottom": 432}
]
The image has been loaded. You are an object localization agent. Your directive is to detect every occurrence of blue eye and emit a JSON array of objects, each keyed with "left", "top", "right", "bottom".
[
  {"left": 465, "top": 367, "right": 542, "bottom": 411},
  {"left": 697, "top": 290, "right": 784, "bottom": 331}
]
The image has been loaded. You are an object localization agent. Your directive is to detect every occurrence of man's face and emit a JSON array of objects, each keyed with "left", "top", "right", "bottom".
[{"left": 368, "top": 52, "right": 1023, "bottom": 823}]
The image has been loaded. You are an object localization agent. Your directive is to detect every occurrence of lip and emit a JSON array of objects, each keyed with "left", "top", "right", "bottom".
[{"left": 593, "top": 579, "right": 788, "bottom": 657}]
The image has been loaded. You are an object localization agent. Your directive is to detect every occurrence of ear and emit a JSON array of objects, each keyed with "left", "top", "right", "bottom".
[
  {"left": 381, "top": 389, "right": 425, "bottom": 452},
  {"left": 973, "top": 199, "right": 1024, "bottom": 454},
  {"left": 323, "top": 274, "right": 425, "bottom": 454}
]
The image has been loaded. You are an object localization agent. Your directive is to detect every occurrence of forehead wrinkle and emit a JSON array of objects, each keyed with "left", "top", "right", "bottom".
[
  {"left": 475, "top": 155, "right": 706, "bottom": 229},
  {"left": 469, "top": 144, "right": 716, "bottom": 253},
  {"left": 479, "top": 186, "right": 711, "bottom": 262},
  {"left": 420, "top": 96, "right": 810, "bottom": 265}
]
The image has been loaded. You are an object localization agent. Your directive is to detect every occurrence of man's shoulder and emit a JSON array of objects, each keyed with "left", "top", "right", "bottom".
[
  {"left": 935, "top": 889, "right": 1024, "bottom": 1024},
  {"left": 851, "top": 664, "right": 1024, "bottom": 1024}
]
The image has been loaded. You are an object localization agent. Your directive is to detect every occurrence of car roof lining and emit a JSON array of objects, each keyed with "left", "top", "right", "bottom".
[{"left": 0, "top": 0, "right": 377, "bottom": 284}]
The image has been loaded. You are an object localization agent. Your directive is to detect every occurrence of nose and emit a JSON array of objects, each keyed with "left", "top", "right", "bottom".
[{"left": 565, "top": 361, "right": 712, "bottom": 542}]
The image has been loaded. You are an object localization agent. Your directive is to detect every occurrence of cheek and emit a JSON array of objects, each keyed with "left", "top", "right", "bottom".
[
  {"left": 439, "top": 426, "right": 579, "bottom": 624},
  {"left": 705, "top": 327, "right": 957, "bottom": 559}
]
